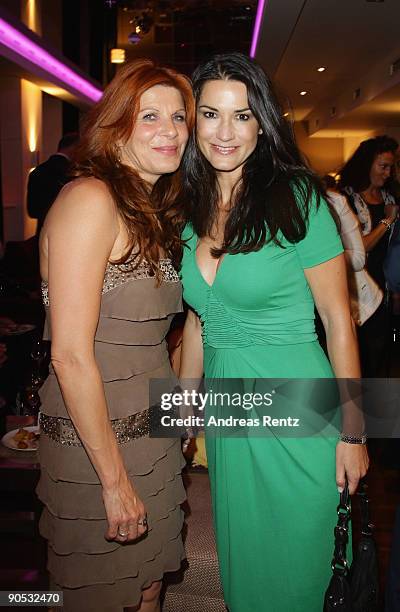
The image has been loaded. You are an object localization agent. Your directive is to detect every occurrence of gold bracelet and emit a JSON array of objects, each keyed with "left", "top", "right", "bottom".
[{"left": 379, "top": 219, "right": 391, "bottom": 230}]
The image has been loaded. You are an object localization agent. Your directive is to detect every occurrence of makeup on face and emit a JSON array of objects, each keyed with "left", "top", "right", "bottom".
[
  {"left": 121, "top": 84, "right": 189, "bottom": 184},
  {"left": 196, "top": 79, "right": 260, "bottom": 182}
]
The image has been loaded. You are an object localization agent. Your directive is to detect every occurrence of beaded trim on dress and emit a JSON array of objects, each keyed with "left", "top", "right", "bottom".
[
  {"left": 41, "top": 258, "right": 179, "bottom": 306},
  {"left": 39, "top": 410, "right": 151, "bottom": 445}
]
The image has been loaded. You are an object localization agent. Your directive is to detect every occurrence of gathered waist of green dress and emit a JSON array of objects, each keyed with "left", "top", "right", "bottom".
[{"left": 201, "top": 318, "right": 318, "bottom": 348}]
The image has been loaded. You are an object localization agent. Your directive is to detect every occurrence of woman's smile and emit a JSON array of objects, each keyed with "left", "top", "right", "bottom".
[
  {"left": 152, "top": 145, "right": 179, "bottom": 156},
  {"left": 210, "top": 144, "right": 240, "bottom": 155}
]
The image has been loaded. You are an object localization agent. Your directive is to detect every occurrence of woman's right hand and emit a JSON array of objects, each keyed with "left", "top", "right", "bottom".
[
  {"left": 385, "top": 202, "right": 399, "bottom": 223},
  {"left": 102, "top": 472, "right": 147, "bottom": 543}
]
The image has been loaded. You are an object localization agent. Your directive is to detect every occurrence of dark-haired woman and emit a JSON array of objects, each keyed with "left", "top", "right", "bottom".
[
  {"left": 339, "top": 136, "right": 398, "bottom": 376},
  {"left": 179, "top": 53, "right": 368, "bottom": 612},
  {"left": 36, "top": 60, "right": 194, "bottom": 611}
]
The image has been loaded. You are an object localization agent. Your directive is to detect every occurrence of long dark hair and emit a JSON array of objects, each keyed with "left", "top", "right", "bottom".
[
  {"left": 74, "top": 59, "right": 195, "bottom": 272},
  {"left": 181, "top": 52, "right": 324, "bottom": 256},
  {"left": 338, "top": 135, "right": 398, "bottom": 194}
]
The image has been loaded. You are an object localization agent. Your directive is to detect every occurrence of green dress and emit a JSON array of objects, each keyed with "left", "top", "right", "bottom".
[{"left": 180, "top": 194, "right": 345, "bottom": 612}]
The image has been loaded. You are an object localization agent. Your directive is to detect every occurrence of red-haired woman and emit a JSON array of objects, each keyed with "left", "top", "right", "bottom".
[{"left": 36, "top": 59, "right": 194, "bottom": 611}]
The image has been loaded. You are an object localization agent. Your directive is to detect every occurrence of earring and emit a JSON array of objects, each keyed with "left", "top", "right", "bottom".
[{"left": 258, "top": 128, "right": 263, "bottom": 135}]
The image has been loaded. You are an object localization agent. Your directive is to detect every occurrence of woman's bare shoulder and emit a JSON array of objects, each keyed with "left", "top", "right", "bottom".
[
  {"left": 40, "top": 177, "right": 120, "bottom": 276},
  {"left": 45, "top": 177, "right": 118, "bottom": 227},
  {"left": 55, "top": 177, "right": 114, "bottom": 208}
]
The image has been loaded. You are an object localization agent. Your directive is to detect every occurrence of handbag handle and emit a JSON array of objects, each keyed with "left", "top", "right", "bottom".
[
  {"left": 331, "top": 483, "right": 351, "bottom": 575},
  {"left": 330, "top": 479, "right": 374, "bottom": 576}
]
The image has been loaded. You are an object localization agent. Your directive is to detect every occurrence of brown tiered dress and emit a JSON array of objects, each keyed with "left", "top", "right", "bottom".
[{"left": 36, "top": 259, "right": 186, "bottom": 611}]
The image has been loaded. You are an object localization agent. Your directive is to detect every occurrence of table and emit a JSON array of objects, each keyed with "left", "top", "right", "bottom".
[
  {"left": 0, "top": 417, "right": 47, "bottom": 609},
  {"left": 0, "top": 416, "right": 41, "bottom": 525}
]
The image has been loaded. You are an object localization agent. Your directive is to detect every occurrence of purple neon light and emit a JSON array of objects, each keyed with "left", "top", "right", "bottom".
[
  {"left": 250, "top": 0, "right": 266, "bottom": 58},
  {"left": 0, "top": 17, "right": 102, "bottom": 102}
]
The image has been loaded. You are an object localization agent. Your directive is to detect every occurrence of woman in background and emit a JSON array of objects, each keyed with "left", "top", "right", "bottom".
[
  {"left": 339, "top": 135, "right": 398, "bottom": 376},
  {"left": 37, "top": 60, "right": 194, "bottom": 611},
  {"left": 179, "top": 52, "right": 368, "bottom": 612},
  {"left": 326, "top": 189, "right": 383, "bottom": 327}
]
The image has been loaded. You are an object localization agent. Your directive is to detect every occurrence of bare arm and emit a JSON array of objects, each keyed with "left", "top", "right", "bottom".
[
  {"left": 362, "top": 202, "right": 398, "bottom": 252},
  {"left": 363, "top": 221, "right": 391, "bottom": 252},
  {"left": 43, "top": 178, "right": 146, "bottom": 542},
  {"left": 178, "top": 309, "right": 204, "bottom": 429},
  {"left": 304, "top": 254, "right": 369, "bottom": 494},
  {"left": 306, "top": 254, "right": 359, "bottom": 376},
  {"left": 179, "top": 308, "right": 204, "bottom": 381}
]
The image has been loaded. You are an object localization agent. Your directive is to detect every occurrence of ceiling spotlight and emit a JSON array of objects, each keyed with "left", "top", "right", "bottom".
[
  {"left": 300, "top": 91, "right": 307, "bottom": 96},
  {"left": 283, "top": 112, "right": 289, "bottom": 117},
  {"left": 317, "top": 66, "right": 326, "bottom": 72},
  {"left": 135, "top": 13, "right": 154, "bottom": 35}
]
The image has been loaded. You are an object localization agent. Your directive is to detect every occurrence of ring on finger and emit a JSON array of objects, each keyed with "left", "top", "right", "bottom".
[
  {"left": 118, "top": 528, "right": 128, "bottom": 537},
  {"left": 137, "top": 517, "right": 148, "bottom": 527}
]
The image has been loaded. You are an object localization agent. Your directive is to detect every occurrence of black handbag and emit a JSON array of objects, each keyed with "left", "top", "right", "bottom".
[{"left": 324, "top": 480, "right": 379, "bottom": 611}]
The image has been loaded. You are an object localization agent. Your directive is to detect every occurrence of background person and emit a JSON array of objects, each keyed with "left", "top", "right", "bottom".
[
  {"left": 339, "top": 136, "right": 398, "bottom": 376},
  {"left": 27, "top": 132, "right": 79, "bottom": 236}
]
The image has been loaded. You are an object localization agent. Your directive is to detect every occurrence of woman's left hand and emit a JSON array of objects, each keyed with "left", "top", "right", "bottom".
[{"left": 336, "top": 441, "right": 369, "bottom": 495}]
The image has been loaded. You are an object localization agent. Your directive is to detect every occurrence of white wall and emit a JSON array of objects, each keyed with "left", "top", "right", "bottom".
[
  {"left": 294, "top": 122, "right": 344, "bottom": 176},
  {"left": 295, "top": 124, "right": 400, "bottom": 176},
  {"left": 0, "top": 0, "right": 65, "bottom": 241},
  {"left": 42, "top": 93, "right": 62, "bottom": 162}
]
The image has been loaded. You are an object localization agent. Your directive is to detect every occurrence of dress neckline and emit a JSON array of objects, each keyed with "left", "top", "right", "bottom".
[
  {"left": 41, "top": 257, "right": 173, "bottom": 287},
  {"left": 41, "top": 258, "right": 179, "bottom": 306},
  {"left": 359, "top": 191, "right": 384, "bottom": 206},
  {"left": 193, "top": 238, "right": 227, "bottom": 289}
]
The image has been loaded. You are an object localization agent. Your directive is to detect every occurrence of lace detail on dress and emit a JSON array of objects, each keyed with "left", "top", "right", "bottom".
[
  {"left": 103, "top": 259, "right": 156, "bottom": 294},
  {"left": 41, "top": 283, "right": 49, "bottom": 307},
  {"left": 41, "top": 258, "right": 179, "bottom": 306},
  {"left": 158, "top": 259, "right": 181, "bottom": 283}
]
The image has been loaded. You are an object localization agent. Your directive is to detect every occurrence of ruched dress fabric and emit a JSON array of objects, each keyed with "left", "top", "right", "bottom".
[
  {"left": 37, "top": 260, "right": 186, "bottom": 612},
  {"left": 180, "top": 196, "right": 345, "bottom": 612}
]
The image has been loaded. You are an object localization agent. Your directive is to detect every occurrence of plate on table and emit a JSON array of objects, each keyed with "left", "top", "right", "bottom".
[{"left": 1, "top": 426, "right": 40, "bottom": 451}]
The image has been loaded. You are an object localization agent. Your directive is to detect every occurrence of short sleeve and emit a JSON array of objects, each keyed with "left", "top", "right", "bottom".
[{"left": 295, "top": 191, "right": 344, "bottom": 269}]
